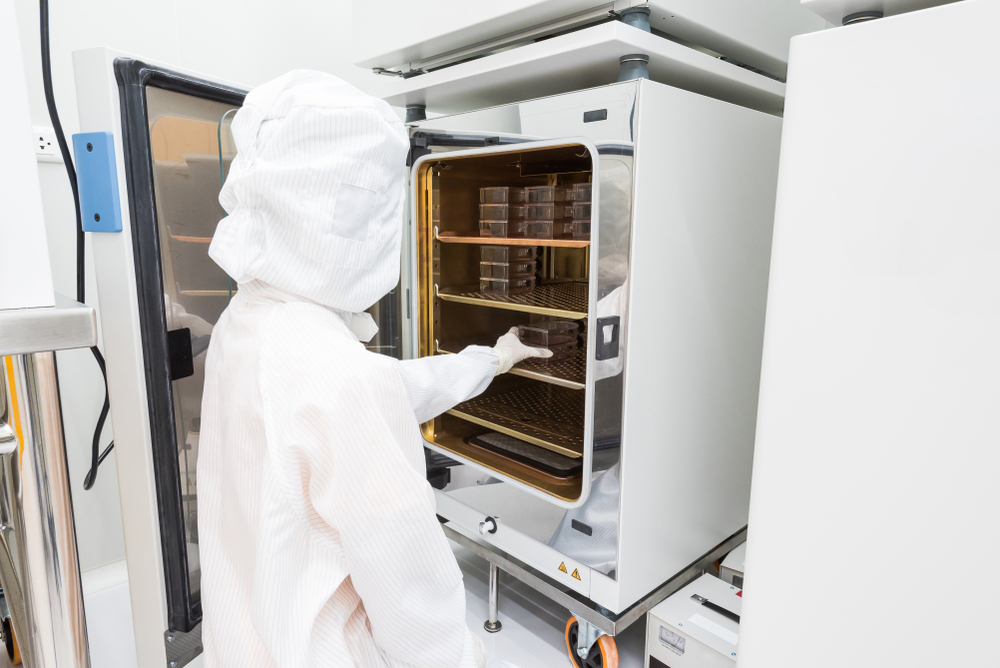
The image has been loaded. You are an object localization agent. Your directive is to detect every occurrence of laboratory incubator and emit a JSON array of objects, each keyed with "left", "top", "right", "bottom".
[
  {"left": 72, "top": 36, "right": 780, "bottom": 666},
  {"left": 402, "top": 81, "right": 780, "bottom": 614}
]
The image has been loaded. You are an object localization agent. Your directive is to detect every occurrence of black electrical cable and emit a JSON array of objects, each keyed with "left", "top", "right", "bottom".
[
  {"left": 39, "top": 0, "right": 114, "bottom": 489},
  {"left": 39, "top": 0, "right": 82, "bottom": 304},
  {"left": 82, "top": 339, "right": 111, "bottom": 490},
  {"left": 82, "top": 347, "right": 114, "bottom": 491},
  {"left": 97, "top": 441, "right": 116, "bottom": 466}
]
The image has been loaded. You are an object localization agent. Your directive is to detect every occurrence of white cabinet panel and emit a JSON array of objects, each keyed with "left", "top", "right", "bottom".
[{"left": 743, "top": 2, "right": 1000, "bottom": 666}]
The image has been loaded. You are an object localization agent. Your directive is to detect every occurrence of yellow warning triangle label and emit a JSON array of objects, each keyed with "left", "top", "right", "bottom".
[
  {"left": 558, "top": 562, "right": 568, "bottom": 574},
  {"left": 571, "top": 569, "right": 582, "bottom": 581}
]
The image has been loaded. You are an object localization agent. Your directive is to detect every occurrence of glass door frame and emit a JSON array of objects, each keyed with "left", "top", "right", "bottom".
[
  {"left": 409, "top": 138, "right": 602, "bottom": 509},
  {"left": 114, "top": 58, "right": 245, "bottom": 633}
]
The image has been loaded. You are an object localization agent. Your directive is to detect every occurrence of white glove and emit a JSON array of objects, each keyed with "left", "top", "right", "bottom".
[{"left": 493, "top": 327, "right": 552, "bottom": 375}]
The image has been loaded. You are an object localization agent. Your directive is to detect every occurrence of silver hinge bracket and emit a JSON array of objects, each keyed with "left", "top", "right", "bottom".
[{"left": 165, "top": 624, "right": 202, "bottom": 668}]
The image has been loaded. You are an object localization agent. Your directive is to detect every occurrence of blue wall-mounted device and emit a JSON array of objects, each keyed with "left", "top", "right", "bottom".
[{"left": 73, "top": 131, "right": 123, "bottom": 233}]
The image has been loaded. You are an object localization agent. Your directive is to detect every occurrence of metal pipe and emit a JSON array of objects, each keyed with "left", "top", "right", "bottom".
[
  {"left": 10, "top": 353, "right": 91, "bottom": 667},
  {"left": 618, "top": 54, "right": 650, "bottom": 82},
  {"left": 405, "top": 104, "right": 427, "bottom": 123},
  {"left": 484, "top": 563, "right": 502, "bottom": 633},
  {"left": 619, "top": 7, "right": 651, "bottom": 32}
]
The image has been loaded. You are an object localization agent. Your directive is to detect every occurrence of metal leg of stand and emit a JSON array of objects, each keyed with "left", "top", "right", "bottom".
[
  {"left": 484, "top": 563, "right": 502, "bottom": 633},
  {"left": 576, "top": 618, "right": 601, "bottom": 660}
]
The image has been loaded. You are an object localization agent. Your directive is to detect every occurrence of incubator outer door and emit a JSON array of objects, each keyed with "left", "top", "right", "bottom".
[
  {"left": 402, "top": 130, "right": 536, "bottom": 361},
  {"left": 113, "top": 60, "right": 407, "bottom": 635},
  {"left": 410, "top": 138, "right": 602, "bottom": 508},
  {"left": 115, "top": 59, "right": 246, "bottom": 633}
]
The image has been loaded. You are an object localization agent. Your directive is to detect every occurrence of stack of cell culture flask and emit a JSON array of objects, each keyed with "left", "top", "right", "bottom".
[
  {"left": 569, "top": 183, "right": 591, "bottom": 240},
  {"left": 479, "top": 187, "right": 527, "bottom": 238},
  {"left": 517, "top": 320, "right": 580, "bottom": 363},
  {"left": 523, "top": 186, "right": 573, "bottom": 239},
  {"left": 479, "top": 245, "right": 537, "bottom": 296}
]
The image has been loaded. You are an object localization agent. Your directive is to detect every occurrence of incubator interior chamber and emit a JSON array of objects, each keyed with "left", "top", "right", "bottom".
[{"left": 412, "top": 140, "right": 629, "bottom": 505}]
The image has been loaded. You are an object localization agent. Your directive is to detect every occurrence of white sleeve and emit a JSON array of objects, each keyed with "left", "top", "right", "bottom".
[{"left": 392, "top": 346, "right": 499, "bottom": 424}]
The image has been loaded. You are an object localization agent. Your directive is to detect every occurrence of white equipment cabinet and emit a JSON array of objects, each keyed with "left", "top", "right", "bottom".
[
  {"left": 741, "top": 2, "right": 1000, "bottom": 667},
  {"left": 377, "top": 12, "right": 789, "bottom": 664},
  {"left": 645, "top": 574, "right": 742, "bottom": 668},
  {"left": 405, "top": 80, "right": 781, "bottom": 622}
]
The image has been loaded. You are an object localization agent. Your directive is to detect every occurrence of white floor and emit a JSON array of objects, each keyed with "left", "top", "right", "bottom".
[{"left": 2, "top": 549, "right": 645, "bottom": 668}]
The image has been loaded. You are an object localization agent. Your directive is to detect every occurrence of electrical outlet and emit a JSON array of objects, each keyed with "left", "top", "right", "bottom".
[{"left": 33, "top": 126, "right": 62, "bottom": 163}]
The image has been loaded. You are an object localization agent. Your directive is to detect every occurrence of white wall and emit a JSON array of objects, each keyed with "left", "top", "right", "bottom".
[
  {"left": 0, "top": 0, "right": 54, "bottom": 311},
  {"left": 13, "top": 0, "right": 393, "bottom": 573}
]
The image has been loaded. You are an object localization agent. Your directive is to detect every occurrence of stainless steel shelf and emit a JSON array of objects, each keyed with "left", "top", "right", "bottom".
[
  {"left": 448, "top": 383, "right": 584, "bottom": 458},
  {"left": 514, "top": 346, "right": 586, "bottom": 390},
  {"left": 439, "top": 344, "right": 586, "bottom": 390},
  {"left": 438, "top": 282, "right": 588, "bottom": 320},
  {"left": 437, "top": 231, "right": 589, "bottom": 249}
]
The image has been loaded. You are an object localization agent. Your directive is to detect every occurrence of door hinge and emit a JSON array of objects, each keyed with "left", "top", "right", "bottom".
[{"left": 165, "top": 624, "right": 202, "bottom": 668}]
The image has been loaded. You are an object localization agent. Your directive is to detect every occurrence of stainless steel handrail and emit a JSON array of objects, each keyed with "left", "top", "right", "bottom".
[
  {"left": 0, "top": 296, "right": 97, "bottom": 357},
  {"left": 1, "top": 296, "right": 97, "bottom": 668}
]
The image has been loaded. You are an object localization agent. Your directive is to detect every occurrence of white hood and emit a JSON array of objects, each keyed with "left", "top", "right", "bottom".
[{"left": 210, "top": 70, "right": 409, "bottom": 314}]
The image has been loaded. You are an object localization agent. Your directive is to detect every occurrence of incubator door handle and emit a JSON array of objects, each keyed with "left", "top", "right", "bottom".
[
  {"left": 595, "top": 316, "right": 621, "bottom": 360},
  {"left": 479, "top": 516, "right": 499, "bottom": 535}
]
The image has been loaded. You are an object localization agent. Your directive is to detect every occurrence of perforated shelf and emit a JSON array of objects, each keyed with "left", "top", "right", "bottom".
[
  {"left": 448, "top": 384, "right": 584, "bottom": 458},
  {"left": 437, "top": 231, "right": 589, "bottom": 249},
  {"left": 439, "top": 344, "right": 586, "bottom": 390},
  {"left": 437, "top": 282, "right": 588, "bottom": 320},
  {"left": 514, "top": 346, "right": 586, "bottom": 390}
]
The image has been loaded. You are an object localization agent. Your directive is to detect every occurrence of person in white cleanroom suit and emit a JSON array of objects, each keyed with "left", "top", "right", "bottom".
[{"left": 198, "top": 71, "right": 548, "bottom": 668}]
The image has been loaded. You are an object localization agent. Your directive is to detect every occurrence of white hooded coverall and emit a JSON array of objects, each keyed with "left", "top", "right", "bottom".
[{"left": 199, "top": 71, "right": 500, "bottom": 668}]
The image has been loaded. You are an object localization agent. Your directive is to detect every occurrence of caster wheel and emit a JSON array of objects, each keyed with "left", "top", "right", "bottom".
[
  {"left": 2, "top": 616, "right": 20, "bottom": 664},
  {"left": 564, "top": 616, "right": 618, "bottom": 668}
]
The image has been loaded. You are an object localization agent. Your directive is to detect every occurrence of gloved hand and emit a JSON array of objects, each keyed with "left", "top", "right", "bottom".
[{"left": 493, "top": 327, "right": 552, "bottom": 375}]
